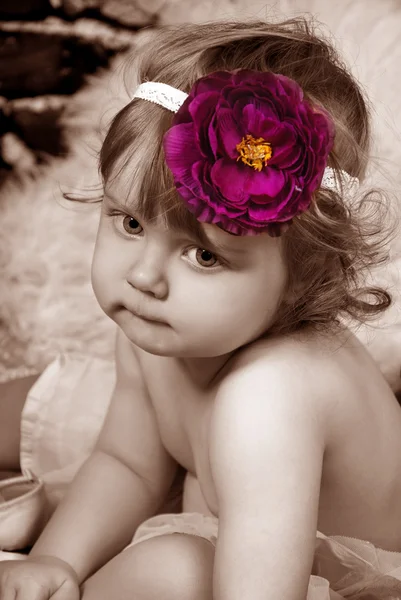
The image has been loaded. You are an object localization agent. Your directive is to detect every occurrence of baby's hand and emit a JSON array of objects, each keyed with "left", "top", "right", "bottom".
[{"left": 0, "top": 555, "right": 80, "bottom": 599}]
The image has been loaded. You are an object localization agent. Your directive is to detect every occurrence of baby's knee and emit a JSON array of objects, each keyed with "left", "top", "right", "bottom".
[
  {"left": 127, "top": 533, "right": 214, "bottom": 600},
  {"left": 82, "top": 533, "right": 214, "bottom": 600}
]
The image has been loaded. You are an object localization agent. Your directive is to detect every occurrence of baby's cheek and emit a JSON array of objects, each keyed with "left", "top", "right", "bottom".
[
  {"left": 91, "top": 254, "right": 111, "bottom": 310},
  {"left": 90, "top": 250, "right": 101, "bottom": 289}
]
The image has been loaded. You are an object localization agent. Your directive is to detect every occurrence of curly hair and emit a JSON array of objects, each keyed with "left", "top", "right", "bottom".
[{"left": 95, "top": 16, "right": 396, "bottom": 337}]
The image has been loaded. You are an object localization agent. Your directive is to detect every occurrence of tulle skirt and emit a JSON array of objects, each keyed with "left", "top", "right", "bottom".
[{"left": 128, "top": 512, "right": 401, "bottom": 600}]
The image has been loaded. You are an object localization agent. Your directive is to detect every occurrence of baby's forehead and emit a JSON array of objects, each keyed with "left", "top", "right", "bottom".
[
  {"left": 103, "top": 170, "right": 275, "bottom": 255},
  {"left": 104, "top": 177, "right": 204, "bottom": 240}
]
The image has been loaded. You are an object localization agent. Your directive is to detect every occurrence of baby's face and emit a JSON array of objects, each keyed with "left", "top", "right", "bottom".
[{"left": 91, "top": 173, "right": 289, "bottom": 358}]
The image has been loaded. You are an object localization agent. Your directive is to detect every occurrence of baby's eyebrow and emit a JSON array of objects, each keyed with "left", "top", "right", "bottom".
[
  {"left": 207, "top": 240, "right": 243, "bottom": 256},
  {"left": 103, "top": 190, "right": 144, "bottom": 219},
  {"left": 103, "top": 192, "right": 141, "bottom": 213},
  {"left": 189, "top": 230, "right": 246, "bottom": 257}
]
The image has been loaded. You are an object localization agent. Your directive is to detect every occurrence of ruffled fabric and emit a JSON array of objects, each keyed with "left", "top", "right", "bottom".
[
  {"left": 311, "top": 530, "right": 401, "bottom": 599},
  {"left": 128, "top": 513, "right": 401, "bottom": 599}
]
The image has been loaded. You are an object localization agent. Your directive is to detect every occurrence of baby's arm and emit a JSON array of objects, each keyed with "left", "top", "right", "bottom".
[
  {"left": 210, "top": 350, "right": 326, "bottom": 600},
  {"left": 29, "top": 329, "right": 178, "bottom": 584}
]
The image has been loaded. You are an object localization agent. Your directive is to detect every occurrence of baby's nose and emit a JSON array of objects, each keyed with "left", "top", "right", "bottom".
[{"left": 126, "top": 247, "right": 168, "bottom": 299}]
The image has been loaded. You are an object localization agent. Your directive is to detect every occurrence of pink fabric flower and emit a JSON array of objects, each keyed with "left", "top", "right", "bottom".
[{"left": 163, "top": 69, "right": 335, "bottom": 236}]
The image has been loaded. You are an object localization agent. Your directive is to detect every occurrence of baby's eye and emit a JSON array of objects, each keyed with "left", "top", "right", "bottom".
[
  {"left": 122, "top": 216, "right": 143, "bottom": 235},
  {"left": 186, "top": 247, "right": 220, "bottom": 269},
  {"left": 196, "top": 249, "right": 218, "bottom": 267}
]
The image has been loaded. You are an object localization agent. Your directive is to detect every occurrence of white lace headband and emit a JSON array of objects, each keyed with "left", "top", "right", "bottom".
[{"left": 133, "top": 81, "right": 359, "bottom": 194}]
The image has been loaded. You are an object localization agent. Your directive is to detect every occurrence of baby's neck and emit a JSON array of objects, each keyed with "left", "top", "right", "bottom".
[{"left": 177, "top": 352, "right": 237, "bottom": 389}]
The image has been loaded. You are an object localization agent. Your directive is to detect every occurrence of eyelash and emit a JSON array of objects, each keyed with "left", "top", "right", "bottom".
[{"left": 105, "top": 209, "right": 226, "bottom": 272}]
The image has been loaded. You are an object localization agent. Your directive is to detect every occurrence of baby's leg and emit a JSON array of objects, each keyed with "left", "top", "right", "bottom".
[
  {"left": 81, "top": 533, "right": 214, "bottom": 600},
  {"left": 0, "top": 375, "right": 39, "bottom": 472}
]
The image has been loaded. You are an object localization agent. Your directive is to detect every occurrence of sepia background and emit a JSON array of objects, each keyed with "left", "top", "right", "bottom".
[{"left": 0, "top": 0, "right": 400, "bottom": 391}]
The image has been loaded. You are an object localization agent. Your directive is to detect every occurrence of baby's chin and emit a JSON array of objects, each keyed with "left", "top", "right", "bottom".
[{"left": 117, "top": 322, "right": 237, "bottom": 359}]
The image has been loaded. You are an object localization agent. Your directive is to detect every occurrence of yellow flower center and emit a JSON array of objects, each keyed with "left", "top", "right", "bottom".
[{"left": 236, "top": 134, "right": 273, "bottom": 172}]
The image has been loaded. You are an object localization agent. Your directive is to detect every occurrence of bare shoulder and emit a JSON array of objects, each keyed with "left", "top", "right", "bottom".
[
  {"left": 96, "top": 329, "right": 177, "bottom": 495},
  {"left": 209, "top": 330, "right": 330, "bottom": 466},
  {"left": 211, "top": 326, "right": 373, "bottom": 449},
  {"left": 216, "top": 328, "right": 337, "bottom": 415},
  {"left": 97, "top": 329, "right": 153, "bottom": 448},
  {"left": 213, "top": 325, "right": 399, "bottom": 452}
]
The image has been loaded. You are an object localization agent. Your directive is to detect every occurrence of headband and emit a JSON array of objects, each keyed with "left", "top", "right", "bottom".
[{"left": 133, "top": 74, "right": 359, "bottom": 236}]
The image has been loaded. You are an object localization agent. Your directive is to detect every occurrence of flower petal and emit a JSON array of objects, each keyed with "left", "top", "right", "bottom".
[
  {"left": 215, "top": 107, "right": 243, "bottom": 159},
  {"left": 244, "top": 167, "right": 286, "bottom": 197},
  {"left": 208, "top": 112, "right": 219, "bottom": 159},
  {"left": 163, "top": 123, "right": 203, "bottom": 173},
  {"left": 211, "top": 159, "right": 248, "bottom": 204}
]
